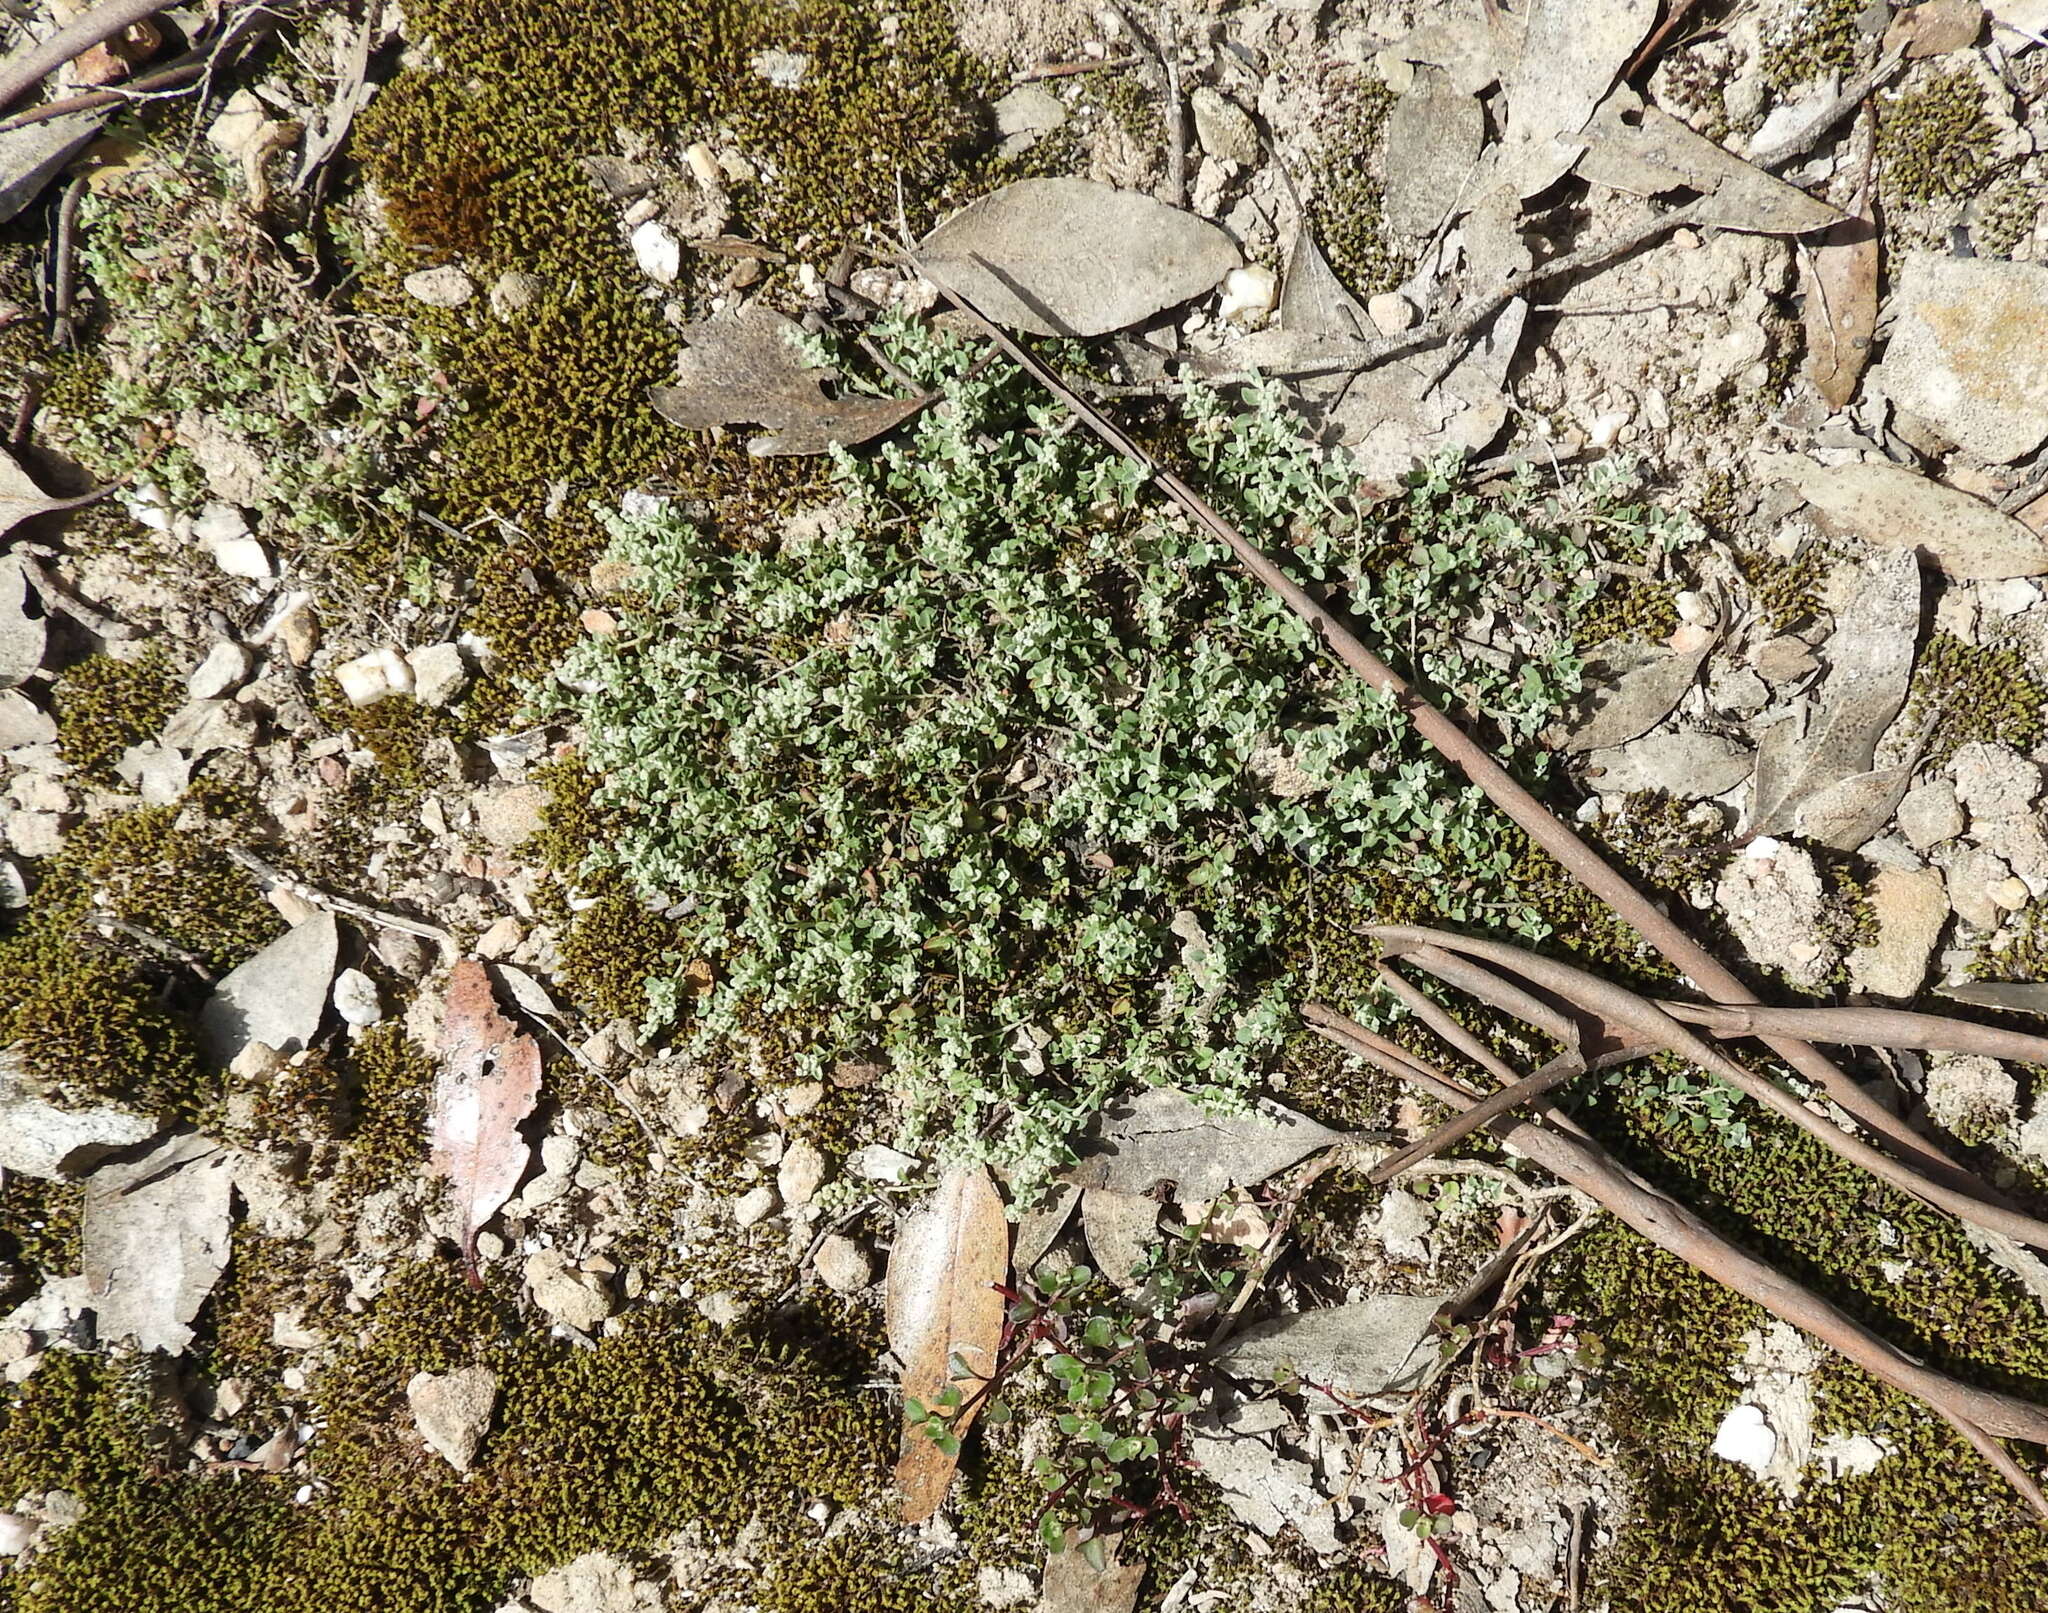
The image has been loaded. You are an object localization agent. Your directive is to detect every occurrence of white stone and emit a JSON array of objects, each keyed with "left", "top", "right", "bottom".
[
  {"left": 187, "top": 641, "right": 252, "bottom": 700},
  {"left": 0, "top": 1065, "right": 157, "bottom": 1180},
  {"left": 777, "top": 1139, "right": 827, "bottom": 1207},
  {"left": 525, "top": 1249, "right": 613, "bottom": 1332},
  {"left": 407, "top": 1366, "right": 497, "bottom": 1472},
  {"left": 1952, "top": 741, "right": 2042, "bottom": 819},
  {"left": 1367, "top": 291, "right": 1418, "bottom": 335},
  {"left": 1948, "top": 845, "right": 2015, "bottom": 930},
  {"left": 334, "top": 646, "right": 413, "bottom": 707},
  {"left": 332, "top": 968, "right": 382, "bottom": 1027},
  {"left": 0, "top": 1512, "right": 38, "bottom": 1556},
  {"left": 1373, "top": 1188, "right": 1434, "bottom": 1262},
  {"left": 528, "top": 1550, "right": 663, "bottom": 1613},
  {"left": 851, "top": 1144, "right": 919, "bottom": 1183},
  {"left": 812, "top": 1233, "right": 873, "bottom": 1293},
  {"left": 1217, "top": 264, "right": 1278, "bottom": 325},
  {"left": 192, "top": 501, "right": 250, "bottom": 546},
  {"left": 1710, "top": 1403, "right": 1778, "bottom": 1476},
  {"left": 1814, "top": 1432, "right": 1892, "bottom": 1480},
  {"left": 733, "top": 1184, "right": 778, "bottom": 1227},
  {"left": 629, "top": 220, "right": 681, "bottom": 285},
  {"left": 404, "top": 265, "right": 475, "bottom": 308},
  {"left": 406, "top": 642, "right": 469, "bottom": 707},
  {"left": 207, "top": 535, "right": 274, "bottom": 581},
  {"left": 750, "top": 49, "right": 810, "bottom": 88}
]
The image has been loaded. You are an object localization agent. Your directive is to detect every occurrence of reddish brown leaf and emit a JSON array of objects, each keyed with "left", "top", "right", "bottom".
[
  {"left": 1804, "top": 113, "right": 1879, "bottom": 411},
  {"left": 886, "top": 1165, "right": 1009, "bottom": 1523},
  {"left": 432, "top": 959, "right": 542, "bottom": 1284}
]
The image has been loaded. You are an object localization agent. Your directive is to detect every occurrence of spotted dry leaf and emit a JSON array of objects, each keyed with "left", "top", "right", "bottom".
[{"left": 432, "top": 958, "right": 542, "bottom": 1283}]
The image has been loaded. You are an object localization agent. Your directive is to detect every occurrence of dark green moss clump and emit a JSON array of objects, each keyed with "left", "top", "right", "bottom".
[
  {"left": 1880, "top": 71, "right": 1998, "bottom": 205},
  {"left": 1738, "top": 543, "right": 1831, "bottom": 634},
  {"left": 1311, "top": 76, "right": 1403, "bottom": 299},
  {"left": 1907, "top": 631, "right": 2048, "bottom": 766},
  {"left": 52, "top": 647, "right": 183, "bottom": 782},
  {"left": 1760, "top": 0, "right": 1867, "bottom": 92}
]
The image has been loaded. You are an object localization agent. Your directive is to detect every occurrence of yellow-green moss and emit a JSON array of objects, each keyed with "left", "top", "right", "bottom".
[
  {"left": 1880, "top": 71, "right": 1998, "bottom": 205},
  {"left": 1760, "top": 0, "right": 1868, "bottom": 91},
  {"left": 1738, "top": 542, "right": 1832, "bottom": 634},
  {"left": 327, "top": 1023, "right": 437, "bottom": 1220},
  {"left": 0, "top": 1175, "right": 82, "bottom": 1291},
  {"left": 1906, "top": 631, "right": 2048, "bottom": 766},
  {"left": 52, "top": 647, "right": 182, "bottom": 782}
]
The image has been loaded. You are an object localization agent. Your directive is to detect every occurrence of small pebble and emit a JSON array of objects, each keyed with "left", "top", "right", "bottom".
[
  {"left": 403, "top": 265, "right": 475, "bottom": 308},
  {"left": 187, "top": 642, "right": 252, "bottom": 700},
  {"left": 1217, "top": 265, "right": 1277, "bottom": 325},
  {"left": 1367, "top": 291, "right": 1418, "bottom": 335},
  {"left": 812, "top": 1233, "right": 874, "bottom": 1294},
  {"left": 733, "top": 1184, "right": 779, "bottom": 1227},
  {"left": 630, "top": 220, "right": 682, "bottom": 285},
  {"left": 332, "top": 968, "right": 381, "bottom": 1028}
]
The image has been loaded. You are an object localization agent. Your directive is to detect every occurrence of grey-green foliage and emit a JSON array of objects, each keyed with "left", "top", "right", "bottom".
[{"left": 546, "top": 313, "right": 1691, "bottom": 1184}]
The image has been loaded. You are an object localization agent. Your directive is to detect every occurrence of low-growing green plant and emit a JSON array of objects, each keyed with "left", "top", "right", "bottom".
[{"left": 543, "top": 313, "right": 1697, "bottom": 1182}]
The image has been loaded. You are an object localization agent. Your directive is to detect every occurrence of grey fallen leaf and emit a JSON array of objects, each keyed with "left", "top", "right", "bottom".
[
  {"left": 1334, "top": 298, "right": 1527, "bottom": 473},
  {"left": 1211, "top": 1292, "right": 1451, "bottom": 1413},
  {"left": 1867, "top": 253, "right": 2048, "bottom": 464},
  {"left": 0, "top": 555, "right": 44, "bottom": 688},
  {"left": 1066, "top": 1087, "right": 1353, "bottom": 1201},
  {"left": 916, "top": 177, "right": 1241, "bottom": 338},
  {"left": 1560, "top": 641, "right": 1710, "bottom": 753},
  {"left": 1578, "top": 88, "right": 1844, "bottom": 235},
  {"left": 1748, "top": 550, "right": 1921, "bottom": 835},
  {"left": 1183, "top": 1399, "right": 1341, "bottom": 1553},
  {"left": 1584, "top": 730, "right": 1755, "bottom": 799},
  {"left": 1278, "top": 222, "right": 1369, "bottom": 344},
  {"left": 1791, "top": 764, "right": 1918, "bottom": 852},
  {"left": 82, "top": 1132, "right": 233, "bottom": 1354},
  {"left": 1498, "top": 0, "right": 1657, "bottom": 198},
  {"left": 0, "top": 446, "right": 108, "bottom": 543},
  {"left": 489, "top": 960, "right": 562, "bottom": 1022},
  {"left": 648, "top": 305, "right": 928, "bottom": 456},
  {"left": 1081, "top": 1187, "right": 1159, "bottom": 1296},
  {"left": 1012, "top": 1181, "right": 1081, "bottom": 1279},
  {"left": 197, "top": 912, "right": 339, "bottom": 1066},
  {"left": 0, "top": 1054, "right": 159, "bottom": 1179},
  {"left": 1385, "top": 17, "right": 1505, "bottom": 96},
  {"left": 1939, "top": 980, "right": 2048, "bottom": 1015},
  {"left": 1385, "top": 64, "right": 1486, "bottom": 238},
  {"left": 1757, "top": 453, "right": 2048, "bottom": 580},
  {"left": 0, "top": 108, "right": 109, "bottom": 225}
]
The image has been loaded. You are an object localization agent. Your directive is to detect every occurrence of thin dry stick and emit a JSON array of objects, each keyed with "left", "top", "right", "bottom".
[
  {"left": 1370, "top": 1049, "right": 1589, "bottom": 1187},
  {"left": 902, "top": 245, "right": 1977, "bottom": 1201},
  {"left": 1403, "top": 943, "right": 1587, "bottom": 1048},
  {"left": 1368, "top": 925, "right": 2048, "bottom": 1252},
  {"left": 1303, "top": 1005, "right": 2048, "bottom": 1518},
  {"left": 1663, "top": 1000, "right": 2048, "bottom": 1067},
  {"left": 1374, "top": 958, "right": 1524, "bottom": 1086},
  {"left": 0, "top": 52, "right": 204, "bottom": 132},
  {"left": 0, "top": 0, "right": 185, "bottom": 113}
]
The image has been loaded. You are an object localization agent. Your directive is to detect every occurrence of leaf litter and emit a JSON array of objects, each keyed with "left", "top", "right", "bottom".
[{"left": 431, "top": 958, "right": 543, "bottom": 1282}]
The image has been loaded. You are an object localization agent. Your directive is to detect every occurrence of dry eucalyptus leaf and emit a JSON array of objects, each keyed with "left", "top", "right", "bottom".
[
  {"left": 1583, "top": 730, "right": 1754, "bottom": 798},
  {"left": 1012, "top": 1181, "right": 1081, "bottom": 1278},
  {"left": 1757, "top": 453, "right": 2048, "bottom": 579},
  {"left": 648, "top": 305, "right": 927, "bottom": 456},
  {"left": 1940, "top": 981, "right": 2048, "bottom": 1015},
  {"left": 1384, "top": 64, "right": 1485, "bottom": 238},
  {"left": 0, "top": 555, "right": 44, "bottom": 688},
  {"left": 1790, "top": 762, "right": 1919, "bottom": 852},
  {"left": 1749, "top": 549, "right": 1921, "bottom": 835},
  {"left": 1040, "top": 1531, "right": 1146, "bottom": 1613},
  {"left": 0, "top": 446, "right": 109, "bottom": 540},
  {"left": 1578, "top": 90, "right": 1844, "bottom": 235},
  {"left": 1066, "top": 1088, "right": 1352, "bottom": 1201},
  {"left": 1885, "top": 0, "right": 1984, "bottom": 56},
  {"left": 1499, "top": 0, "right": 1657, "bottom": 197},
  {"left": 432, "top": 959, "right": 543, "bottom": 1279},
  {"left": 1278, "top": 223, "right": 1369, "bottom": 344},
  {"left": 916, "top": 178, "right": 1241, "bottom": 337},
  {"left": 1560, "top": 642, "right": 1710, "bottom": 753},
  {"left": 1210, "top": 1293, "right": 1452, "bottom": 1413},
  {"left": 1803, "top": 201, "right": 1879, "bottom": 410},
  {"left": 887, "top": 1165, "right": 1009, "bottom": 1523},
  {"left": 82, "top": 1132, "right": 233, "bottom": 1354}
]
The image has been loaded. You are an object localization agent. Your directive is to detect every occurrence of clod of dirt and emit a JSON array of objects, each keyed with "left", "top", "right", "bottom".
[
  {"left": 1846, "top": 865, "right": 1949, "bottom": 998},
  {"left": 1714, "top": 839, "right": 1837, "bottom": 988},
  {"left": 407, "top": 1365, "right": 497, "bottom": 1472}
]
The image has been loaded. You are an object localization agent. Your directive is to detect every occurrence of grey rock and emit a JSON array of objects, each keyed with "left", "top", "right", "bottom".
[
  {"left": 812, "top": 1233, "right": 873, "bottom": 1293},
  {"left": 1951, "top": 742, "right": 2042, "bottom": 820},
  {"left": 992, "top": 85, "right": 1064, "bottom": 160},
  {"left": 1715, "top": 840, "right": 1836, "bottom": 988},
  {"left": 527, "top": 1550, "right": 663, "bottom": 1613},
  {"left": 1189, "top": 86, "right": 1258, "bottom": 165},
  {"left": 0, "top": 109, "right": 109, "bottom": 226},
  {"left": 0, "top": 555, "right": 44, "bottom": 688},
  {"left": 0, "top": 688, "right": 55, "bottom": 748},
  {"left": 404, "top": 265, "right": 475, "bottom": 308},
  {"left": 1846, "top": 867, "right": 1948, "bottom": 999},
  {"left": 187, "top": 642, "right": 253, "bottom": 700},
  {"left": 525, "top": 1249, "right": 613, "bottom": 1331},
  {"left": 1898, "top": 778, "right": 1965, "bottom": 850},
  {"left": 0, "top": 1059, "right": 159, "bottom": 1180},
  {"left": 198, "top": 912, "right": 339, "bottom": 1065},
  {"left": 161, "top": 696, "right": 259, "bottom": 755},
  {"left": 406, "top": 642, "right": 468, "bottom": 707},
  {"left": 82, "top": 1132, "right": 234, "bottom": 1353},
  {"left": 1947, "top": 845, "right": 2016, "bottom": 930},
  {"left": 732, "top": 1184, "right": 778, "bottom": 1227},
  {"left": 1925, "top": 1052, "right": 2018, "bottom": 1137},
  {"left": 114, "top": 742, "right": 191, "bottom": 805},
  {"left": 490, "top": 271, "right": 541, "bottom": 321},
  {"left": 1870, "top": 254, "right": 2048, "bottom": 463},
  {"left": 407, "top": 1366, "right": 497, "bottom": 1472}
]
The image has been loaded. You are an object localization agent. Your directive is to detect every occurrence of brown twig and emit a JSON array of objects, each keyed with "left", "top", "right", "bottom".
[
  {"left": 1662, "top": 1000, "right": 2048, "bottom": 1067},
  {"left": 1303, "top": 1003, "right": 2048, "bottom": 1517},
  {"left": 0, "top": 53, "right": 204, "bottom": 133},
  {"left": 1373, "top": 957, "right": 1524, "bottom": 1086},
  {"left": 900, "top": 242, "right": 1971, "bottom": 1197},
  {"left": 48, "top": 172, "right": 88, "bottom": 350},
  {"left": 1370, "top": 1048, "right": 1590, "bottom": 1187},
  {"left": 1366, "top": 925, "right": 2048, "bottom": 1251},
  {"left": 0, "top": 0, "right": 185, "bottom": 113}
]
